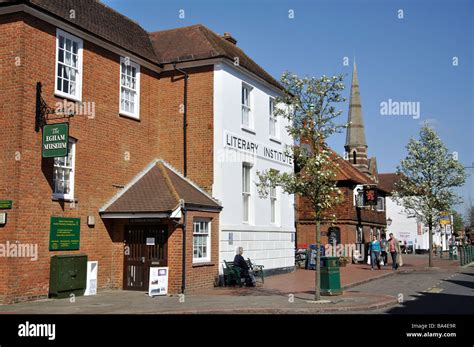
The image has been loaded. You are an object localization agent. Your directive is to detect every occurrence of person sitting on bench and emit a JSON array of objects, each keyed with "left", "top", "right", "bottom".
[{"left": 234, "top": 247, "right": 256, "bottom": 287}]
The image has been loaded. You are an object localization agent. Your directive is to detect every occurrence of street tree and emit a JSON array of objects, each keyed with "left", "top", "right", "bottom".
[
  {"left": 256, "top": 71, "right": 347, "bottom": 301},
  {"left": 452, "top": 210, "right": 464, "bottom": 233},
  {"left": 393, "top": 125, "right": 467, "bottom": 267}
]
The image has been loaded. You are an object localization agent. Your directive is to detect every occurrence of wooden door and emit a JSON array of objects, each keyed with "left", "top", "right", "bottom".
[{"left": 123, "top": 225, "right": 168, "bottom": 291}]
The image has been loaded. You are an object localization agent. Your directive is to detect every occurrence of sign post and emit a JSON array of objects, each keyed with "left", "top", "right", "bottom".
[{"left": 42, "top": 123, "right": 69, "bottom": 158}]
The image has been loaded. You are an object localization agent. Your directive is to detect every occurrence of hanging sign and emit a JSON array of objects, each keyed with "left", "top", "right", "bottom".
[
  {"left": 42, "top": 123, "right": 69, "bottom": 158},
  {"left": 363, "top": 187, "right": 378, "bottom": 206}
]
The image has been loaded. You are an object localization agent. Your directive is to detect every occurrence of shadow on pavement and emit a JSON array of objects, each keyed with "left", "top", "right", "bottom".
[
  {"left": 387, "top": 292, "right": 474, "bottom": 314},
  {"left": 443, "top": 279, "right": 474, "bottom": 290}
]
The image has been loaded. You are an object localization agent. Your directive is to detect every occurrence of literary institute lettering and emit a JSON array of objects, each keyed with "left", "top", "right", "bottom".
[{"left": 225, "top": 132, "right": 293, "bottom": 166}]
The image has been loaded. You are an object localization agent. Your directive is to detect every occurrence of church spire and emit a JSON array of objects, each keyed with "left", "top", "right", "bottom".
[{"left": 345, "top": 61, "right": 369, "bottom": 173}]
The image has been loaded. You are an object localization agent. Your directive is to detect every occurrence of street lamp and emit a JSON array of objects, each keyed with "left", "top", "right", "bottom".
[{"left": 387, "top": 217, "right": 392, "bottom": 226}]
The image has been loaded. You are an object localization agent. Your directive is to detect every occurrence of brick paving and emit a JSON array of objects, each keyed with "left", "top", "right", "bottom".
[
  {"left": 201, "top": 254, "right": 460, "bottom": 297},
  {"left": 0, "top": 254, "right": 462, "bottom": 314}
]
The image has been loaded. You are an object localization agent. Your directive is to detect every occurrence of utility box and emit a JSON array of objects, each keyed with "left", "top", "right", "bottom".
[
  {"left": 49, "top": 254, "right": 88, "bottom": 298},
  {"left": 320, "top": 256, "right": 342, "bottom": 296}
]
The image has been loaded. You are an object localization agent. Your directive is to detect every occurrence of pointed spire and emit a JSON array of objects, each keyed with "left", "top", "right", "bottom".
[
  {"left": 345, "top": 60, "right": 369, "bottom": 173},
  {"left": 345, "top": 60, "right": 367, "bottom": 149}
]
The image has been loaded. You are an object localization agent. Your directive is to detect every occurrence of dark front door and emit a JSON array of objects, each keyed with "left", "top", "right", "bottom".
[{"left": 123, "top": 225, "right": 168, "bottom": 291}]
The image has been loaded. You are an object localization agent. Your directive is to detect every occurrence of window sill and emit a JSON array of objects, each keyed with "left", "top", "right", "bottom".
[
  {"left": 241, "top": 126, "right": 256, "bottom": 135},
  {"left": 52, "top": 196, "right": 76, "bottom": 203},
  {"left": 54, "top": 91, "right": 82, "bottom": 104},
  {"left": 269, "top": 137, "right": 281, "bottom": 144},
  {"left": 192, "top": 261, "right": 214, "bottom": 267},
  {"left": 119, "top": 112, "right": 140, "bottom": 121}
]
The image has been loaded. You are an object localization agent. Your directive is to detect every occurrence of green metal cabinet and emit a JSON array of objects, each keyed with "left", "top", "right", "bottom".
[
  {"left": 49, "top": 254, "right": 88, "bottom": 298},
  {"left": 320, "top": 256, "right": 342, "bottom": 296}
]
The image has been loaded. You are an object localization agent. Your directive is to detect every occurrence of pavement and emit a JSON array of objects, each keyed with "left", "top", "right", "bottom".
[{"left": 0, "top": 254, "right": 469, "bottom": 314}]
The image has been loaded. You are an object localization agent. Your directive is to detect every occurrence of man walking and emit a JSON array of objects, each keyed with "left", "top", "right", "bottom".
[{"left": 388, "top": 233, "right": 401, "bottom": 270}]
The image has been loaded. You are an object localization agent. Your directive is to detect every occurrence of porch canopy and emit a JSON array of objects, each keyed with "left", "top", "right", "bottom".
[{"left": 99, "top": 159, "right": 222, "bottom": 219}]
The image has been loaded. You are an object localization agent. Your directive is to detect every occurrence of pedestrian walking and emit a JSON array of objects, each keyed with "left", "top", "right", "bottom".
[
  {"left": 388, "top": 233, "right": 401, "bottom": 270},
  {"left": 368, "top": 235, "right": 381, "bottom": 270},
  {"left": 380, "top": 234, "right": 388, "bottom": 266}
]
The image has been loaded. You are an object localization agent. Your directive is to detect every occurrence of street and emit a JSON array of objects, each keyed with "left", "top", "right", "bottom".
[{"left": 347, "top": 265, "right": 474, "bottom": 314}]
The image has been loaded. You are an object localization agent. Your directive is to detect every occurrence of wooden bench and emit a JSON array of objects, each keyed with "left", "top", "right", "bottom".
[
  {"left": 223, "top": 260, "right": 243, "bottom": 286},
  {"left": 246, "top": 258, "right": 264, "bottom": 283},
  {"left": 223, "top": 259, "right": 265, "bottom": 286}
]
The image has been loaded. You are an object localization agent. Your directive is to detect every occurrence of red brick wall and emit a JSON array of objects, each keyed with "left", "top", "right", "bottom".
[
  {"left": 0, "top": 13, "right": 217, "bottom": 303},
  {"left": 297, "top": 186, "right": 386, "bottom": 225},
  {"left": 156, "top": 67, "right": 214, "bottom": 192},
  {"left": 0, "top": 13, "right": 25, "bottom": 303},
  {"left": 166, "top": 211, "right": 220, "bottom": 293}
]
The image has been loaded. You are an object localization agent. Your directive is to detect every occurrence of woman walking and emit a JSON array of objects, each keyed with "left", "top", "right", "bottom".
[{"left": 369, "top": 235, "right": 382, "bottom": 270}]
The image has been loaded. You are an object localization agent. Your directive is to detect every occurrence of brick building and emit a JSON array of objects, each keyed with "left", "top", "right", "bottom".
[
  {"left": 296, "top": 63, "right": 388, "bottom": 254},
  {"left": 0, "top": 0, "right": 294, "bottom": 303}
]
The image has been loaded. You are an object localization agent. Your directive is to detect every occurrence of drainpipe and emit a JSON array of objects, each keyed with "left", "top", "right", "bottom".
[
  {"left": 173, "top": 63, "right": 188, "bottom": 177},
  {"left": 180, "top": 199, "right": 187, "bottom": 294}
]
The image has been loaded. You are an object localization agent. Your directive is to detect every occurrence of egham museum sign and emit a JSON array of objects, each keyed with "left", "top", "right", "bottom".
[{"left": 42, "top": 123, "right": 69, "bottom": 158}]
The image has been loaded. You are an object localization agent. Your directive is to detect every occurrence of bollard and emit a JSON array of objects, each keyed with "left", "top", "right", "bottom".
[{"left": 459, "top": 246, "right": 464, "bottom": 266}]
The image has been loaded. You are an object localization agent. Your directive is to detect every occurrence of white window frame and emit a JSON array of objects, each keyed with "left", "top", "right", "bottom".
[
  {"left": 242, "top": 163, "right": 252, "bottom": 223},
  {"left": 356, "top": 226, "right": 363, "bottom": 244},
  {"left": 377, "top": 196, "right": 385, "bottom": 211},
  {"left": 119, "top": 57, "right": 141, "bottom": 119},
  {"left": 52, "top": 139, "right": 76, "bottom": 201},
  {"left": 192, "top": 219, "right": 211, "bottom": 263},
  {"left": 241, "top": 83, "right": 253, "bottom": 130},
  {"left": 270, "top": 185, "right": 278, "bottom": 225},
  {"left": 55, "top": 29, "right": 83, "bottom": 102},
  {"left": 269, "top": 97, "right": 279, "bottom": 140}
]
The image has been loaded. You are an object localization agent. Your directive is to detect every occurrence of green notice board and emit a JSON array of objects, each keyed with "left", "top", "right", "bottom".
[
  {"left": 0, "top": 200, "right": 12, "bottom": 209},
  {"left": 42, "top": 123, "right": 69, "bottom": 158},
  {"left": 49, "top": 217, "right": 80, "bottom": 251}
]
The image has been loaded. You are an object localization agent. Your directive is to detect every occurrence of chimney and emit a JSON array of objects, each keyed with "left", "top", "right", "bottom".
[{"left": 222, "top": 32, "right": 237, "bottom": 45}]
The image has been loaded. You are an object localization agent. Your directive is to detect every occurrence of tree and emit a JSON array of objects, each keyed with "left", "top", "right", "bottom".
[
  {"left": 452, "top": 210, "right": 464, "bottom": 232},
  {"left": 393, "top": 124, "right": 467, "bottom": 267},
  {"left": 256, "top": 72, "right": 346, "bottom": 301},
  {"left": 467, "top": 204, "right": 474, "bottom": 228}
]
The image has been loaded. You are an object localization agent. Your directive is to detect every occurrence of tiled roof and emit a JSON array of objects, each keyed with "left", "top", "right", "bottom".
[
  {"left": 6, "top": 0, "right": 160, "bottom": 63},
  {"left": 378, "top": 173, "right": 401, "bottom": 195},
  {"left": 100, "top": 160, "right": 222, "bottom": 214},
  {"left": 330, "top": 149, "right": 373, "bottom": 185},
  {"left": 149, "top": 24, "right": 284, "bottom": 91},
  {"left": 2, "top": 2, "right": 282, "bottom": 89}
]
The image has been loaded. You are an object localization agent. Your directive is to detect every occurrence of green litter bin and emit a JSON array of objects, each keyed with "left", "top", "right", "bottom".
[
  {"left": 320, "top": 256, "right": 342, "bottom": 296},
  {"left": 49, "top": 254, "right": 88, "bottom": 298},
  {"left": 449, "top": 245, "right": 458, "bottom": 260}
]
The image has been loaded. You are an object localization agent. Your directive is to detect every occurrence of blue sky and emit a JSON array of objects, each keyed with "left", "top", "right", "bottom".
[{"left": 103, "top": 0, "right": 473, "bottom": 215}]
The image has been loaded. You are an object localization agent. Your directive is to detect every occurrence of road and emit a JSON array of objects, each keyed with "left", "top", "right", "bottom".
[{"left": 346, "top": 265, "right": 474, "bottom": 314}]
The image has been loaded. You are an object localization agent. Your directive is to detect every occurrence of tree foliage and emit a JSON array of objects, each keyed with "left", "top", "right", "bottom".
[
  {"left": 393, "top": 124, "right": 467, "bottom": 227},
  {"left": 256, "top": 72, "right": 347, "bottom": 221}
]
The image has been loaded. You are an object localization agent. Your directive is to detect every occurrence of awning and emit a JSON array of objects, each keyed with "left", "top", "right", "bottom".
[{"left": 99, "top": 159, "right": 222, "bottom": 219}]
